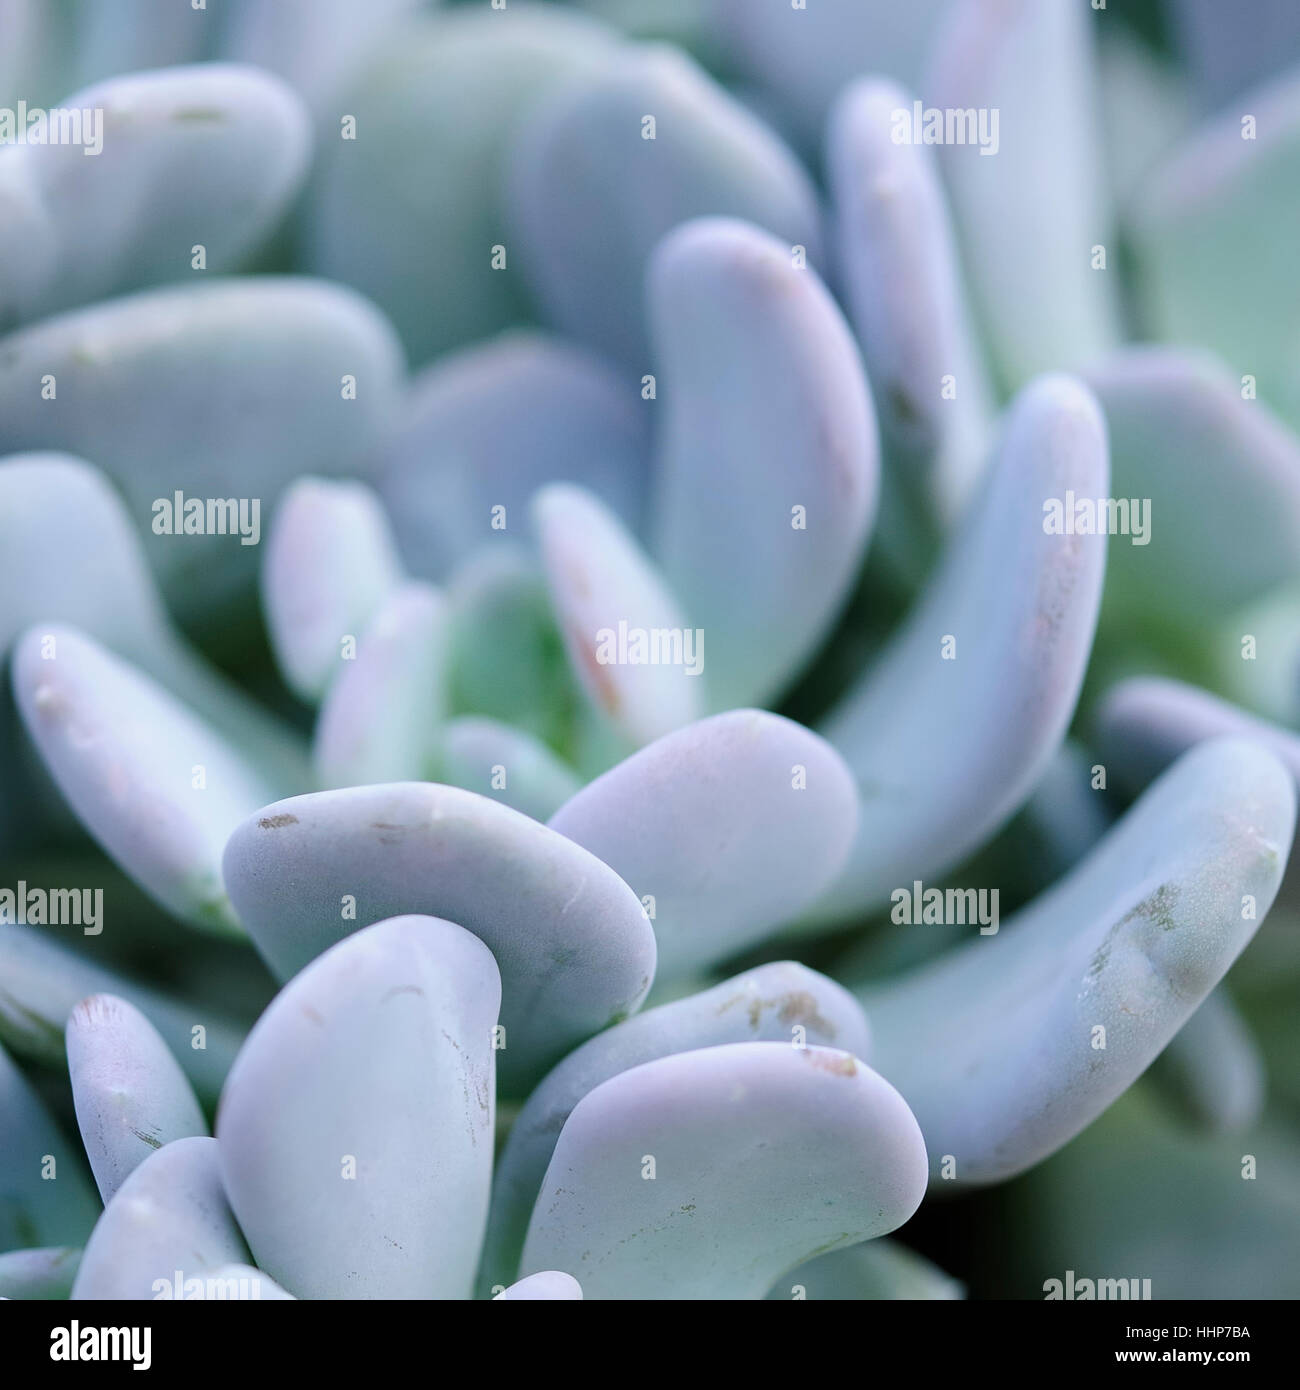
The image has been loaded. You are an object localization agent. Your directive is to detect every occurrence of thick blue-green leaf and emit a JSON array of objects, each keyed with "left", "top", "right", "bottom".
[
  {"left": 480, "top": 960, "right": 870, "bottom": 1292},
  {"left": 813, "top": 375, "right": 1108, "bottom": 922},
  {"left": 534, "top": 483, "right": 702, "bottom": 749},
  {"left": 66, "top": 994, "right": 207, "bottom": 1205},
  {"left": 0, "top": 924, "right": 243, "bottom": 1104},
  {"left": 648, "top": 219, "right": 877, "bottom": 707},
  {"left": 0, "top": 65, "right": 310, "bottom": 329},
  {"left": 520, "top": 1042, "right": 927, "bottom": 1300},
  {"left": 222, "top": 0, "right": 425, "bottom": 116},
  {"left": 0, "top": 278, "right": 404, "bottom": 622},
  {"left": 217, "top": 916, "right": 498, "bottom": 1299},
  {"left": 380, "top": 330, "right": 650, "bottom": 581},
  {"left": 1083, "top": 348, "right": 1300, "bottom": 621},
  {"left": 0, "top": 1245, "right": 81, "bottom": 1299},
  {"left": 1148, "top": 989, "right": 1265, "bottom": 1134},
  {"left": 0, "top": 454, "right": 308, "bottom": 788},
  {"left": 926, "top": 0, "right": 1121, "bottom": 387},
  {"left": 439, "top": 717, "right": 581, "bottom": 824},
  {"left": 306, "top": 4, "right": 619, "bottom": 365},
  {"left": 827, "top": 79, "right": 992, "bottom": 553},
  {"left": 222, "top": 782, "right": 656, "bottom": 1090},
  {"left": 508, "top": 45, "right": 822, "bottom": 366},
  {"left": 864, "top": 737, "right": 1295, "bottom": 1185},
  {"left": 549, "top": 710, "right": 858, "bottom": 977},
  {"left": 493, "top": 1270, "right": 582, "bottom": 1301},
  {"left": 1129, "top": 67, "right": 1300, "bottom": 428},
  {"left": 708, "top": 0, "right": 948, "bottom": 147},
  {"left": 71, "top": 1136, "right": 247, "bottom": 1299},
  {"left": 12, "top": 626, "right": 278, "bottom": 934},
  {"left": 312, "top": 582, "right": 448, "bottom": 788},
  {"left": 262, "top": 476, "right": 404, "bottom": 704},
  {"left": 767, "top": 1240, "right": 964, "bottom": 1301}
]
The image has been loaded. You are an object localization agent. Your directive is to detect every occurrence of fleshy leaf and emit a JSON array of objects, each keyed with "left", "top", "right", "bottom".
[
  {"left": 0, "top": 1245, "right": 82, "bottom": 1300},
  {"left": 534, "top": 483, "right": 703, "bottom": 748},
  {"left": 767, "top": 1240, "right": 964, "bottom": 1301},
  {"left": 380, "top": 330, "right": 650, "bottom": 583},
  {"left": 217, "top": 916, "right": 498, "bottom": 1299},
  {"left": 199, "top": 1263, "right": 295, "bottom": 1300},
  {"left": 12, "top": 626, "right": 278, "bottom": 934},
  {"left": 1165, "top": 0, "right": 1300, "bottom": 112},
  {"left": 925, "top": 0, "right": 1121, "bottom": 387},
  {"left": 1083, "top": 348, "right": 1300, "bottom": 621},
  {"left": 0, "top": 924, "right": 243, "bottom": 1104},
  {"left": 222, "top": 0, "right": 424, "bottom": 115},
  {"left": 0, "top": 1043, "right": 100, "bottom": 1251},
  {"left": 262, "top": 476, "right": 404, "bottom": 704},
  {"left": 520, "top": 1042, "right": 927, "bottom": 1300},
  {"left": 1094, "top": 676, "right": 1300, "bottom": 791},
  {"left": 864, "top": 736, "right": 1295, "bottom": 1186},
  {"left": 707, "top": 0, "right": 948, "bottom": 146},
  {"left": 0, "top": 278, "right": 404, "bottom": 622},
  {"left": 1128, "top": 67, "right": 1300, "bottom": 428},
  {"left": 66, "top": 994, "right": 208, "bottom": 1205},
  {"left": 312, "top": 582, "right": 448, "bottom": 788},
  {"left": 222, "top": 782, "right": 656, "bottom": 1090},
  {"left": 549, "top": 710, "right": 858, "bottom": 977},
  {"left": 480, "top": 960, "right": 870, "bottom": 1292},
  {"left": 0, "top": 65, "right": 310, "bottom": 329},
  {"left": 71, "top": 1136, "right": 248, "bottom": 1299},
  {"left": 508, "top": 44, "right": 822, "bottom": 366},
  {"left": 493, "top": 1270, "right": 583, "bottom": 1301},
  {"left": 827, "top": 79, "right": 992, "bottom": 552},
  {"left": 0, "top": 454, "right": 308, "bottom": 789},
  {"left": 306, "top": 5, "right": 618, "bottom": 365},
  {"left": 647, "top": 218, "right": 878, "bottom": 707},
  {"left": 439, "top": 717, "right": 581, "bottom": 824},
  {"left": 813, "top": 375, "right": 1108, "bottom": 922}
]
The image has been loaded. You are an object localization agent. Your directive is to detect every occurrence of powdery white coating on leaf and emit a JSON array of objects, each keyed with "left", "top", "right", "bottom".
[
  {"left": 534, "top": 482, "right": 703, "bottom": 748},
  {"left": 508, "top": 44, "right": 822, "bottom": 366},
  {"left": 12, "top": 626, "right": 278, "bottom": 934},
  {"left": 217, "top": 916, "right": 499, "bottom": 1300},
  {"left": 549, "top": 709, "right": 858, "bottom": 978},
  {"left": 66, "top": 993, "right": 208, "bottom": 1205},
  {"left": 71, "top": 1136, "right": 247, "bottom": 1300},
  {"left": 814, "top": 375, "right": 1109, "bottom": 921},
  {"left": 521, "top": 1042, "right": 927, "bottom": 1300},
  {"left": 262, "top": 476, "right": 405, "bottom": 704},
  {"left": 222, "top": 781, "right": 656, "bottom": 1091},
  {"left": 766, "top": 1238, "right": 964, "bottom": 1302},
  {"left": 195, "top": 1263, "right": 296, "bottom": 1300},
  {"left": 648, "top": 218, "right": 878, "bottom": 709},
  {"left": 865, "top": 737, "right": 1296, "bottom": 1186},
  {"left": 480, "top": 959, "right": 870, "bottom": 1293}
]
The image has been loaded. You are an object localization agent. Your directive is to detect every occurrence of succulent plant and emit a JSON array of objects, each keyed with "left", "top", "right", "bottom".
[{"left": 2, "top": 0, "right": 1300, "bottom": 1305}]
